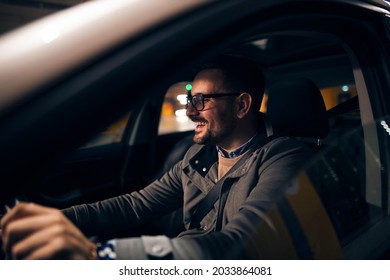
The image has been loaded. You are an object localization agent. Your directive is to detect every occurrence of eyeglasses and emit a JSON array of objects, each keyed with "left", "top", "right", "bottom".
[{"left": 186, "top": 92, "right": 242, "bottom": 111}]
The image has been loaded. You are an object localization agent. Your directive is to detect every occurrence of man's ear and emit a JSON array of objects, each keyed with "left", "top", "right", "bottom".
[{"left": 236, "top": 92, "right": 252, "bottom": 119}]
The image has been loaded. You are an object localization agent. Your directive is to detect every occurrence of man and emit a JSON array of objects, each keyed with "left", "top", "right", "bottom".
[{"left": 0, "top": 55, "right": 313, "bottom": 259}]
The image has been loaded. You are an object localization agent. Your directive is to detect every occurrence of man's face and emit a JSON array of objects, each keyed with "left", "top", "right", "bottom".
[{"left": 186, "top": 69, "right": 238, "bottom": 147}]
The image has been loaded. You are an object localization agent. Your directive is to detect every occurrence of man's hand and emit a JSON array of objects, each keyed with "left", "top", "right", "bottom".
[{"left": 0, "top": 203, "right": 97, "bottom": 260}]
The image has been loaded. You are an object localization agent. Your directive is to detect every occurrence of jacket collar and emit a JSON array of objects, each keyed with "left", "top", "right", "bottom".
[
  {"left": 189, "top": 144, "right": 218, "bottom": 178},
  {"left": 187, "top": 126, "right": 269, "bottom": 179}
]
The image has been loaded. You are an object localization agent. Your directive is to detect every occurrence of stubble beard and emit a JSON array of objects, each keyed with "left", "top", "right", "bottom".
[
  {"left": 193, "top": 118, "right": 236, "bottom": 146},
  {"left": 193, "top": 129, "right": 211, "bottom": 145}
]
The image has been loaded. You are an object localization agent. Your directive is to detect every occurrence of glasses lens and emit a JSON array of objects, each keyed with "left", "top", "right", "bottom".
[
  {"left": 193, "top": 95, "right": 203, "bottom": 111},
  {"left": 186, "top": 94, "right": 204, "bottom": 111}
]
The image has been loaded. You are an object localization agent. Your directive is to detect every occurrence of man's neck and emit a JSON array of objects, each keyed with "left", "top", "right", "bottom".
[{"left": 216, "top": 133, "right": 257, "bottom": 158}]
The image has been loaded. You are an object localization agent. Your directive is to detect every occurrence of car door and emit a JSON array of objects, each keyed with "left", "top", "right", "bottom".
[{"left": 36, "top": 84, "right": 169, "bottom": 207}]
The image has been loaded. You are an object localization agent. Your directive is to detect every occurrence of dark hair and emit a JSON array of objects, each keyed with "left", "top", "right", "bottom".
[{"left": 196, "top": 54, "right": 265, "bottom": 111}]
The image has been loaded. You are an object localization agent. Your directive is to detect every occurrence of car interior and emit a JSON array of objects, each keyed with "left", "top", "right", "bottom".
[
  {"left": 22, "top": 33, "right": 363, "bottom": 239},
  {"left": 1, "top": 0, "right": 389, "bottom": 259},
  {"left": 24, "top": 36, "right": 351, "bottom": 194}
]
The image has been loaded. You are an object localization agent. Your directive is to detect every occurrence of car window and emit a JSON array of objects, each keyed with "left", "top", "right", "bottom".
[
  {"left": 290, "top": 116, "right": 389, "bottom": 257},
  {"left": 158, "top": 82, "right": 195, "bottom": 135},
  {"left": 80, "top": 81, "right": 197, "bottom": 149},
  {"left": 78, "top": 80, "right": 198, "bottom": 150},
  {"left": 81, "top": 112, "right": 131, "bottom": 148},
  {"left": 262, "top": 84, "right": 358, "bottom": 111},
  {"left": 321, "top": 84, "right": 357, "bottom": 109}
]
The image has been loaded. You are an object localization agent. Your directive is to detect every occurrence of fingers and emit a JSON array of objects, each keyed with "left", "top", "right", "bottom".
[
  {"left": 1, "top": 204, "right": 64, "bottom": 252},
  {"left": 11, "top": 224, "right": 94, "bottom": 260},
  {"left": 1, "top": 202, "right": 93, "bottom": 260},
  {"left": 1, "top": 203, "right": 53, "bottom": 228},
  {"left": 9, "top": 223, "right": 65, "bottom": 259},
  {"left": 3, "top": 214, "right": 66, "bottom": 258}
]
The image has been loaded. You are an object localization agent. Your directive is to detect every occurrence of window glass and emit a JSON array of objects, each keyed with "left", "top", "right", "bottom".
[
  {"left": 158, "top": 82, "right": 195, "bottom": 135},
  {"left": 298, "top": 117, "right": 386, "bottom": 245},
  {"left": 81, "top": 80, "right": 198, "bottom": 149},
  {"left": 321, "top": 84, "right": 357, "bottom": 110},
  {"left": 81, "top": 112, "right": 131, "bottom": 148},
  {"left": 260, "top": 84, "right": 358, "bottom": 113}
]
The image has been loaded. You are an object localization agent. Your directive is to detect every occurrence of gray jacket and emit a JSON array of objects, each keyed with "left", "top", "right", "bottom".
[{"left": 63, "top": 132, "right": 313, "bottom": 259}]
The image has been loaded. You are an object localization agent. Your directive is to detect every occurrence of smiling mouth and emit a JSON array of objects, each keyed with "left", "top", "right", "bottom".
[
  {"left": 195, "top": 121, "right": 206, "bottom": 127},
  {"left": 194, "top": 121, "right": 207, "bottom": 131}
]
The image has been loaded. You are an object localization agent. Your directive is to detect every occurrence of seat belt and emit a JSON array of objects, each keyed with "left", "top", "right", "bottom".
[{"left": 189, "top": 131, "right": 278, "bottom": 230}]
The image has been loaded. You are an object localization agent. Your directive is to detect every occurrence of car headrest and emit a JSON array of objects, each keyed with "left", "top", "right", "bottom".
[{"left": 266, "top": 78, "right": 329, "bottom": 139}]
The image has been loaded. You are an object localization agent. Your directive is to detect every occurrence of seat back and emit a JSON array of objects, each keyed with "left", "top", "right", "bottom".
[{"left": 266, "top": 78, "right": 329, "bottom": 146}]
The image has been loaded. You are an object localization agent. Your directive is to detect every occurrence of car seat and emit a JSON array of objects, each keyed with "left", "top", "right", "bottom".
[{"left": 266, "top": 78, "right": 329, "bottom": 147}]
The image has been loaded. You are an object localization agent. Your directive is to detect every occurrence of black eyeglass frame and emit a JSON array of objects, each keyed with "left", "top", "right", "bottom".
[{"left": 186, "top": 92, "right": 242, "bottom": 111}]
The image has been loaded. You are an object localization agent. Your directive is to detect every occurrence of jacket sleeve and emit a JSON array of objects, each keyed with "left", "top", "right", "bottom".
[
  {"left": 62, "top": 161, "right": 185, "bottom": 237},
  {"left": 112, "top": 138, "right": 314, "bottom": 259}
]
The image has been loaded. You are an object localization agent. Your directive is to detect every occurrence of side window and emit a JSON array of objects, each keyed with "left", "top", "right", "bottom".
[
  {"left": 322, "top": 83, "right": 360, "bottom": 140},
  {"left": 158, "top": 82, "right": 195, "bottom": 135},
  {"left": 301, "top": 82, "right": 387, "bottom": 249},
  {"left": 81, "top": 112, "right": 131, "bottom": 149},
  {"left": 321, "top": 84, "right": 357, "bottom": 110},
  {"left": 303, "top": 119, "right": 384, "bottom": 245},
  {"left": 260, "top": 84, "right": 358, "bottom": 113}
]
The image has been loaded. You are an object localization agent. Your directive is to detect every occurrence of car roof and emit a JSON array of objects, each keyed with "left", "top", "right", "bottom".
[
  {"left": 0, "top": 0, "right": 208, "bottom": 111},
  {"left": 1, "top": 0, "right": 388, "bottom": 106}
]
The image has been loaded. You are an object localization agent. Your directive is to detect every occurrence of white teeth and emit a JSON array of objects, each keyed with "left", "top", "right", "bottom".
[{"left": 195, "top": 122, "right": 206, "bottom": 126}]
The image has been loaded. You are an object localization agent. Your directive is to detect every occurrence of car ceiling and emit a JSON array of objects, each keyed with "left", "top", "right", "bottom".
[
  {"left": 0, "top": 0, "right": 352, "bottom": 81},
  {"left": 0, "top": 0, "right": 86, "bottom": 35}
]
